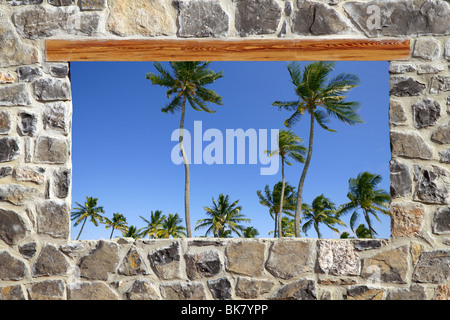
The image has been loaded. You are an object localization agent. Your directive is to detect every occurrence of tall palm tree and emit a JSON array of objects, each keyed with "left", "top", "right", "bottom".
[
  {"left": 195, "top": 193, "right": 250, "bottom": 238},
  {"left": 266, "top": 129, "right": 306, "bottom": 237},
  {"left": 146, "top": 62, "right": 224, "bottom": 238},
  {"left": 257, "top": 181, "right": 297, "bottom": 237},
  {"left": 71, "top": 196, "right": 104, "bottom": 240},
  {"left": 338, "top": 171, "right": 391, "bottom": 238},
  {"left": 103, "top": 212, "right": 128, "bottom": 239},
  {"left": 139, "top": 210, "right": 165, "bottom": 239},
  {"left": 273, "top": 61, "right": 362, "bottom": 237},
  {"left": 122, "top": 225, "right": 141, "bottom": 239},
  {"left": 160, "top": 213, "right": 186, "bottom": 238},
  {"left": 301, "top": 194, "right": 346, "bottom": 238}
]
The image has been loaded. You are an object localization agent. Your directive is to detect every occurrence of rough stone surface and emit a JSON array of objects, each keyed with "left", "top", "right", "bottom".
[
  {"left": 269, "top": 279, "right": 317, "bottom": 300},
  {"left": 32, "top": 245, "right": 70, "bottom": 277},
  {"left": 390, "top": 202, "right": 425, "bottom": 238},
  {"left": 317, "top": 240, "right": 360, "bottom": 276},
  {"left": 292, "top": 1, "right": 353, "bottom": 35},
  {"left": 18, "top": 112, "right": 37, "bottom": 137},
  {"left": 0, "top": 184, "right": 39, "bottom": 206},
  {"left": 12, "top": 6, "right": 100, "bottom": 39},
  {"left": 433, "top": 207, "right": 450, "bottom": 234},
  {"left": 177, "top": 0, "right": 229, "bottom": 37},
  {"left": 431, "top": 122, "right": 450, "bottom": 144},
  {"left": 34, "top": 136, "right": 68, "bottom": 164},
  {"left": 414, "top": 166, "right": 450, "bottom": 205},
  {"left": 49, "top": 0, "right": 76, "bottom": 5},
  {"left": 389, "top": 63, "right": 416, "bottom": 74},
  {"left": 343, "top": 0, "right": 450, "bottom": 37},
  {"left": 160, "top": 282, "right": 206, "bottom": 300},
  {"left": 185, "top": 250, "right": 222, "bottom": 280},
  {"left": 126, "top": 280, "right": 160, "bottom": 300},
  {"left": 439, "top": 148, "right": 450, "bottom": 163},
  {"left": 235, "top": 277, "right": 274, "bottom": 299},
  {"left": 235, "top": 0, "right": 281, "bottom": 36},
  {"left": 53, "top": 168, "right": 70, "bottom": 198},
  {"left": 417, "top": 64, "right": 444, "bottom": 74},
  {"left": 361, "top": 246, "right": 409, "bottom": 284},
  {"left": 18, "top": 242, "right": 37, "bottom": 259},
  {"left": 0, "top": 285, "right": 26, "bottom": 300},
  {"left": 389, "top": 100, "right": 407, "bottom": 125},
  {"left": 430, "top": 76, "right": 450, "bottom": 94},
  {"left": 412, "top": 38, "right": 441, "bottom": 61},
  {"left": 390, "top": 159, "right": 412, "bottom": 198},
  {"left": 344, "top": 286, "right": 384, "bottom": 300},
  {"left": 28, "top": 280, "right": 65, "bottom": 300},
  {"left": 207, "top": 277, "right": 232, "bottom": 300},
  {"left": 0, "top": 208, "right": 29, "bottom": 245},
  {"left": 0, "top": 19, "right": 39, "bottom": 68},
  {"left": 0, "top": 84, "right": 31, "bottom": 106},
  {"left": 17, "top": 66, "right": 43, "bottom": 83},
  {"left": 148, "top": 242, "right": 181, "bottom": 280},
  {"left": 36, "top": 200, "right": 70, "bottom": 238},
  {"left": 78, "top": 241, "right": 120, "bottom": 280},
  {"left": 33, "top": 78, "right": 71, "bottom": 102},
  {"left": 265, "top": 240, "right": 314, "bottom": 279},
  {"left": 0, "top": 167, "right": 13, "bottom": 179},
  {"left": 0, "top": 111, "right": 11, "bottom": 135},
  {"left": 14, "top": 166, "right": 45, "bottom": 185},
  {"left": 0, "top": 71, "right": 15, "bottom": 84},
  {"left": 390, "top": 131, "right": 433, "bottom": 160},
  {"left": 413, "top": 99, "right": 441, "bottom": 129},
  {"left": 412, "top": 250, "right": 450, "bottom": 283},
  {"left": 68, "top": 282, "right": 119, "bottom": 300},
  {"left": 225, "top": 241, "right": 265, "bottom": 276},
  {"left": 118, "top": 248, "right": 147, "bottom": 276},
  {"left": 44, "top": 102, "right": 70, "bottom": 135},
  {"left": 389, "top": 77, "right": 426, "bottom": 97},
  {"left": 0, "top": 251, "right": 27, "bottom": 281},
  {"left": 434, "top": 283, "right": 450, "bottom": 300},
  {"left": 107, "top": 0, "right": 175, "bottom": 36},
  {"left": 79, "top": 0, "right": 106, "bottom": 11}
]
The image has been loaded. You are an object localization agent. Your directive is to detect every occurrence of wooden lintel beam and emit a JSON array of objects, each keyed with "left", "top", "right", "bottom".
[{"left": 46, "top": 38, "right": 410, "bottom": 62}]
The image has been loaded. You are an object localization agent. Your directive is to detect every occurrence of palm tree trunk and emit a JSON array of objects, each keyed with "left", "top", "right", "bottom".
[
  {"left": 76, "top": 217, "right": 87, "bottom": 240},
  {"left": 363, "top": 209, "right": 374, "bottom": 239},
  {"left": 179, "top": 97, "right": 191, "bottom": 238},
  {"left": 109, "top": 228, "right": 114, "bottom": 239},
  {"left": 294, "top": 112, "right": 315, "bottom": 237},
  {"left": 314, "top": 221, "right": 321, "bottom": 239},
  {"left": 278, "top": 159, "right": 286, "bottom": 238}
]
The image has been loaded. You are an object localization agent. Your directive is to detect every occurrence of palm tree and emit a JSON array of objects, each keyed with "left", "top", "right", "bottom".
[
  {"left": 195, "top": 194, "right": 250, "bottom": 238},
  {"left": 273, "top": 61, "right": 362, "bottom": 237},
  {"left": 139, "top": 210, "right": 165, "bottom": 239},
  {"left": 242, "top": 226, "right": 260, "bottom": 238},
  {"left": 266, "top": 129, "right": 306, "bottom": 237},
  {"left": 122, "top": 225, "right": 141, "bottom": 239},
  {"left": 71, "top": 196, "right": 105, "bottom": 240},
  {"left": 355, "top": 224, "right": 372, "bottom": 239},
  {"left": 160, "top": 213, "right": 186, "bottom": 238},
  {"left": 340, "top": 224, "right": 372, "bottom": 239},
  {"left": 338, "top": 171, "right": 391, "bottom": 238},
  {"left": 257, "top": 181, "right": 297, "bottom": 237},
  {"left": 147, "top": 62, "right": 224, "bottom": 238},
  {"left": 301, "top": 194, "right": 346, "bottom": 238},
  {"left": 103, "top": 212, "right": 128, "bottom": 239}
]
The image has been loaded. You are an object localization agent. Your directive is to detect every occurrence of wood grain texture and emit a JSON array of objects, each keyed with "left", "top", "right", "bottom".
[{"left": 46, "top": 38, "right": 410, "bottom": 62}]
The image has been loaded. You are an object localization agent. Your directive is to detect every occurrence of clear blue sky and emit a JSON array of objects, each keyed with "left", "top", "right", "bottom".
[{"left": 70, "top": 60, "right": 391, "bottom": 240}]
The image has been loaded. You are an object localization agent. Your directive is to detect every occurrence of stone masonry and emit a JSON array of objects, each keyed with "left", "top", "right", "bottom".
[{"left": 0, "top": 0, "right": 449, "bottom": 300}]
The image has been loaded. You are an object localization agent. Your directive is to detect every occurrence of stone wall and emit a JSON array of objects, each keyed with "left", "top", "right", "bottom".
[{"left": 0, "top": 0, "right": 449, "bottom": 300}]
